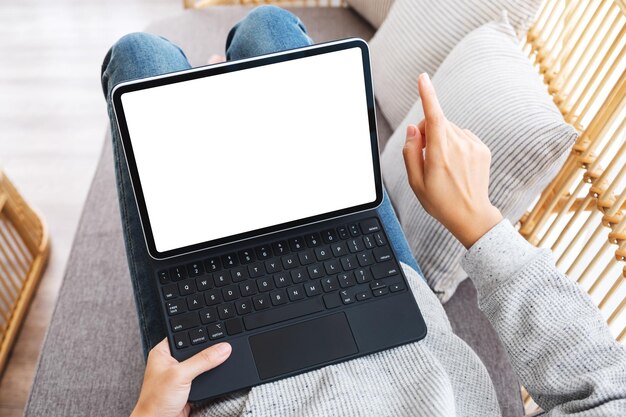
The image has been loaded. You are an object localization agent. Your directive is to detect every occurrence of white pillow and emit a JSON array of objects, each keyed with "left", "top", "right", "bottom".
[
  {"left": 346, "top": 0, "right": 394, "bottom": 28},
  {"left": 370, "top": 0, "right": 542, "bottom": 129},
  {"left": 381, "top": 16, "right": 577, "bottom": 302}
]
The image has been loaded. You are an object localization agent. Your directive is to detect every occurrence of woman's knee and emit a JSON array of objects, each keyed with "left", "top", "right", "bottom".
[
  {"left": 226, "top": 5, "right": 311, "bottom": 60},
  {"left": 101, "top": 32, "right": 189, "bottom": 99}
]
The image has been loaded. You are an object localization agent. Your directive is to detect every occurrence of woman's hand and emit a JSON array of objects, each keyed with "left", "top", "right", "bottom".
[
  {"left": 131, "top": 339, "right": 232, "bottom": 417},
  {"left": 402, "top": 73, "right": 502, "bottom": 249}
]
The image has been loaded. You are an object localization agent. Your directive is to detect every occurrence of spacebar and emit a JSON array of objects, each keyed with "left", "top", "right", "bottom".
[{"left": 244, "top": 298, "right": 324, "bottom": 331}]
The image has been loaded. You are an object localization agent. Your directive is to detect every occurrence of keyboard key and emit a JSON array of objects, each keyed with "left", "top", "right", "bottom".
[
  {"left": 235, "top": 298, "right": 252, "bottom": 315},
  {"left": 323, "top": 293, "right": 342, "bottom": 309},
  {"left": 187, "top": 293, "right": 204, "bottom": 310},
  {"left": 178, "top": 280, "right": 196, "bottom": 296},
  {"left": 158, "top": 270, "right": 170, "bottom": 284},
  {"left": 331, "top": 242, "right": 348, "bottom": 257},
  {"left": 240, "top": 282, "right": 258, "bottom": 296},
  {"left": 340, "top": 289, "right": 355, "bottom": 304},
  {"left": 337, "top": 226, "right": 350, "bottom": 239},
  {"left": 255, "top": 245, "right": 273, "bottom": 260},
  {"left": 370, "top": 281, "right": 386, "bottom": 290},
  {"left": 355, "top": 268, "right": 371, "bottom": 283},
  {"left": 170, "top": 266, "right": 188, "bottom": 281},
  {"left": 390, "top": 283, "right": 405, "bottom": 292},
  {"left": 187, "top": 262, "right": 204, "bottom": 277},
  {"left": 357, "top": 251, "right": 375, "bottom": 267},
  {"left": 252, "top": 294, "right": 270, "bottom": 310},
  {"left": 374, "top": 232, "right": 387, "bottom": 246},
  {"left": 359, "top": 218, "right": 381, "bottom": 234},
  {"left": 272, "top": 241, "right": 289, "bottom": 255},
  {"left": 221, "top": 253, "right": 239, "bottom": 268},
  {"left": 315, "top": 246, "right": 332, "bottom": 261},
  {"left": 195, "top": 276, "right": 213, "bottom": 291},
  {"left": 324, "top": 259, "right": 341, "bottom": 274},
  {"left": 298, "top": 250, "right": 315, "bottom": 265},
  {"left": 290, "top": 268, "right": 308, "bottom": 284},
  {"left": 199, "top": 307, "right": 218, "bottom": 324},
  {"left": 248, "top": 263, "right": 264, "bottom": 278},
  {"left": 373, "top": 247, "right": 393, "bottom": 262},
  {"left": 305, "top": 233, "right": 321, "bottom": 247},
  {"left": 189, "top": 327, "right": 208, "bottom": 345},
  {"left": 204, "top": 289, "right": 221, "bottom": 306},
  {"left": 281, "top": 254, "right": 299, "bottom": 269},
  {"left": 322, "top": 229, "right": 338, "bottom": 243},
  {"left": 270, "top": 289, "right": 288, "bottom": 306},
  {"left": 170, "top": 312, "right": 199, "bottom": 332},
  {"left": 338, "top": 272, "right": 356, "bottom": 288},
  {"left": 348, "top": 224, "right": 360, "bottom": 237},
  {"left": 265, "top": 260, "right": 282, "bottom": 274},
  {"left": 287, "top": 285, "right": 305, "bottom": 301},
  {"left": 218, "top": 303, "right": 235, "bottom": 320},
  {"left": 273, "top": 272, "right": 291, "bottom": 288},
  {"left": 222, "top": 285, "right": 239, "bottom": 301},
  {"left": 373, "top": 287, "right": 389, "bottom": 297},
  {"left": 208, "top": 322, "right": 225, "bottom": 340},
  {"left": 166, "top": 299, "right": 186, "bottom": 316},
  {"left": 305, "top": 280, "right": 322, "bottom": 297},
  {"left": 238, "top": 249, "right": 255, "bottom": 264},
  {"left": 340, "top": 255, "right": 358, "bottom": 270},
  {"left": 230, "top": 267, "right": 248, "bottom": 283},
  {"left": 321, "top": 276, "right": 339, "bottom": 292},
  {"left": 213, "top": 271, "right": 230, "bottom": 287},
  {"left": 162, "top": 284, "right": 177, "bottom": 300},
  {"left": 225, "top": 318, "right": 244, "bottom": 335},
  {"left": 356, "top": 291, "right": 372, "bottom": 301},
  {"left": 348, "top": 237, "right": 364, "bottom": 253},
  {"left": 174, "top": 332, "right": 190, "bottom": 349},
  {"left": 257, "top": 277, "right": 275, "bottom": 292},
  {"left": 244, "top": 297, "right": 324, "bottom": 330},
  {"left": 204, "top": 257, "right": 222, "bottom": 273},
  {"left": 307, "top": 264, "right": 324, "bottom": 279},
  {"left": 289, "top": 237, "right": 306, "bottom": 251},
  {"left": 363, "top": 235, "right": 376, "bottom": 249},
  {"left": 371, "top": 261, "right": 400, "bottom": 279}
]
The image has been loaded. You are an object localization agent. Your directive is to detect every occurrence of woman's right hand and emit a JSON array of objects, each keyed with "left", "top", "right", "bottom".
[
  {"left": 131, "top": 338, "right": 232, "bottom": 417},
  {"left": 402, "top": 73, "right": 502, "bottom": 249}
]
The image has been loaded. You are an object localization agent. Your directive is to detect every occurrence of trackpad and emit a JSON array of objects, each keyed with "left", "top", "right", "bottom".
[{"left": 249, "top": 313, "right": 358, "bottom": 380}]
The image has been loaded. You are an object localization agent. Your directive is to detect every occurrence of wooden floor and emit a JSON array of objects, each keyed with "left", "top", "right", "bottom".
[{"left": 0, "top": 1, "right": 180, "bottom": 416}]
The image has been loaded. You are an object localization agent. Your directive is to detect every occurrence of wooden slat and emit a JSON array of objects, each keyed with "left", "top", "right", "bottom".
[{"left": 0, "top": 173, "right": 50, "bottom": 374}]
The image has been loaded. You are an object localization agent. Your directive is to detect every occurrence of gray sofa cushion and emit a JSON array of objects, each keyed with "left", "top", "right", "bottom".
[{"left": 25, "top": 7, "right": 522, "bottom": 417}]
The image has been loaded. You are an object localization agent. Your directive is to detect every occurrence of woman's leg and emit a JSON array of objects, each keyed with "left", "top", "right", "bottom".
[
  {"left": 378, "top": 191, "right": 424, "bottom": 278},
  {"left": 101, "top": 7, "right": 424, "bottom": 360},
  {"left": 225, "top": 5, "right": 313, "bottom": 60},
  {"left": 102, "top": 33, "right": 192, "bottom": 358}
]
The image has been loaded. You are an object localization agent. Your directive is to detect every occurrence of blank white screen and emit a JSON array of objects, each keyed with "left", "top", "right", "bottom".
[{"left": 121, "top": 47, "right": 377, "bottom": 253}]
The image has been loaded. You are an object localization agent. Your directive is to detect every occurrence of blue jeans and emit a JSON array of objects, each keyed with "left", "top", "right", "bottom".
[{"left": 101, "top": 5, "right": 423, "bottom": 359}]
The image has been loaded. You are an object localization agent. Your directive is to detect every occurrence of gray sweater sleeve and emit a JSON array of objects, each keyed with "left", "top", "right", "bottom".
[{"left": 461, "top": 220, "right": 626, "bottom": 415}]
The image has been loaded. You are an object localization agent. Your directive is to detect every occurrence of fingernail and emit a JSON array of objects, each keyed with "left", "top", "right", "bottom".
[
  {"left": 419, "top": 72, "right": 431, "bottom": 85},
  {"left": 406, "top": 124, "right": 416, "bottom": 138},
  {"left": 214, "top": 343, "right": 231, "bottom": 357}
]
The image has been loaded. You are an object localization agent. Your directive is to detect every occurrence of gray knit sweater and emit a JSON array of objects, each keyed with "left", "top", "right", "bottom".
[{"left": 195, "top": 220, "right": 626, "bottom": 416}]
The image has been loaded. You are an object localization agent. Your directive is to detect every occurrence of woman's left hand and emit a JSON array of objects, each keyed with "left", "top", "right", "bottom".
[{"left": 131, "top": 338, "right": 232, "bottom": 417}]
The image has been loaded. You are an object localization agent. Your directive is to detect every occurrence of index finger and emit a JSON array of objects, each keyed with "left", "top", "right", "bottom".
[{"left": 418, "top": 73, "right": 446, "bottom": 139}]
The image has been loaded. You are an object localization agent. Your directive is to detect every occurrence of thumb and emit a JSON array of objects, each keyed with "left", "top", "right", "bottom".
[{"left": 179, "top": 342, "right": 232, "bottom": 381}]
